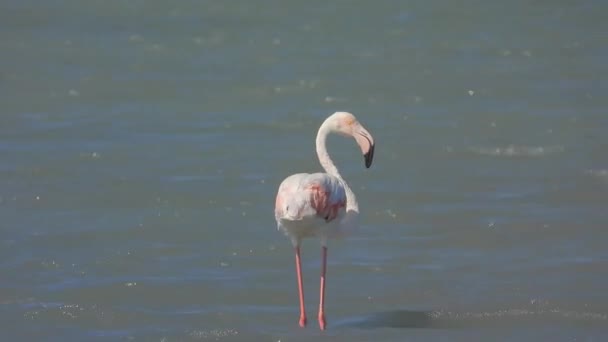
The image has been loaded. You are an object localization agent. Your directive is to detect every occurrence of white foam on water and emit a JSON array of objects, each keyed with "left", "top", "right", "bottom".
[
  {"left": 586, "top": 169, "right": 608, "bottom": 186},
  {"left": 188, "top": 329, "right": 239, "bottom": 339},
  {"left": 470, "top": 145, "right": 565, "bottom": 157}
]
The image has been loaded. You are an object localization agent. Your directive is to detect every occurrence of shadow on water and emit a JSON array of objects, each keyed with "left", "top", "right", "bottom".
[
  {"left": 336, "top": 310, "right": 441, "bottom": 329},
  {"left": 335, "top": 308, "right": 608, "bottom": 330}
]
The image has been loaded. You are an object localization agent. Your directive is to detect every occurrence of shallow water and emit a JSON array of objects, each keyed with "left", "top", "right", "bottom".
[{"left": 2, "top": 1, "right": 608, "bottom": 341}]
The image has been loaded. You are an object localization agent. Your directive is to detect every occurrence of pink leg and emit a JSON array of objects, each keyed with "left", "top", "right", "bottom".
[
  {"left": 295, "top": 246, "right": 307, "bottom": 327},
  {"left": 318, "top": 246, "right": 327, "bottom": 330}
]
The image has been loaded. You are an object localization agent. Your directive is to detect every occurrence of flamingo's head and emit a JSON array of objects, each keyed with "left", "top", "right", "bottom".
[{"left": 328, "top": 112, "right": 375, "bottom": 168}]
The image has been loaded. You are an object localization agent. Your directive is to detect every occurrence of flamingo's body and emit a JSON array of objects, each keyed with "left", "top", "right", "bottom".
[
  {"left": 274, "top": 112, "right": 375, "bottom": 330},
  {"left": 275, "top": 173, "right": 346, "bottom": 243}
]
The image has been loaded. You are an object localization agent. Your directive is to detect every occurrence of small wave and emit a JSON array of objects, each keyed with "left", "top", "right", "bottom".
[
  {"left": 586, "top": 169, "right": 608, "bottom": 185},
  {"left": 188, "top": 329, "right": 239, "bottom": 339},
  {"left": 432, "top": 308, "right": 607, "bottom": 323},
  {"left": 587, "top": 169, "right": 608, "bottom": 176},
  {"left": 21, "top": 302, "right": 111, "bottom": 325},
  {"left": 470, "top": 145, "right": 564, "bottom": 157},
  {"left": 337, "top": 307, "right": 607, "bottom": 329}
]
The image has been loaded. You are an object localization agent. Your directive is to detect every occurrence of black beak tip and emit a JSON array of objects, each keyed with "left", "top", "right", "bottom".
[{"left": 364, "top": 144, "right": 375, "bottom": 168}]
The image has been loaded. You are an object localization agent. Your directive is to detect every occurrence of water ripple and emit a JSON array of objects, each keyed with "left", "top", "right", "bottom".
[{"left": 470, "top": 145, "right": 565, "bottom": 157}]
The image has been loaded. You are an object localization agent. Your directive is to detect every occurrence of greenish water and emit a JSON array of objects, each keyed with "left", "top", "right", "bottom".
[{"left": 2, "top": 1, "right": 608, "bottom": 341}]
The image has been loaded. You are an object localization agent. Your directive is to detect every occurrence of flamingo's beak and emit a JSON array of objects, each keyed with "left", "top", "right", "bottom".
[{"left": 354, "top": 125, "right": 375, "bottom": 168}]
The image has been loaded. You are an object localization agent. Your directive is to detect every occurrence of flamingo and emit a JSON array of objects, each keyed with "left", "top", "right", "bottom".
[{"left": 274, "top": 111, "right": 375, "bottom": 330}]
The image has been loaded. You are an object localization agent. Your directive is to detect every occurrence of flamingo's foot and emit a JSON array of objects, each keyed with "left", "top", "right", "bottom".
[
  {"left": 299, "top": 316, "right": 307, "bottom": 328},
  {"left": 318, "top": 312, "right": 326, "bottom": 330}
]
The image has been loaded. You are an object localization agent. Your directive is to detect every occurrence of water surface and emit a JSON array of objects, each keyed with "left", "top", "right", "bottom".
[{"left": 2, "top": 1, "right": 608, "bottom": 341}]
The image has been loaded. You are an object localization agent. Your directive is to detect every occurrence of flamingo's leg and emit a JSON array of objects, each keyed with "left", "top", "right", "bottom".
[
  {"left": 318, "top": 246, "right": 327, "bottom": 330},
  {"left": 295, "top": 246, "right": 307, "bottom": 327}
]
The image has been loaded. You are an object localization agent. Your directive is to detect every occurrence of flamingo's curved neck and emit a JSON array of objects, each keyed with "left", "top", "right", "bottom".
[{"left": 315, "top": 123, "right": 359, "bottom": 215}]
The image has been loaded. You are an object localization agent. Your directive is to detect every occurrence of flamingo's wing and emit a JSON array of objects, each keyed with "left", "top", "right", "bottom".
[{"left": 275, "top": 173, "right": 346, "bottom": 222}]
